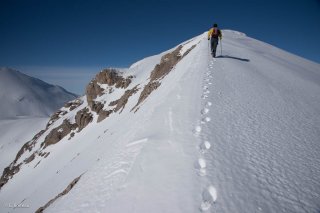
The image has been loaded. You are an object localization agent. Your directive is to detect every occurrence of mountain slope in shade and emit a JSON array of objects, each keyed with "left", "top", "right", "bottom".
[
  {"left": 0, "top": 68, "right": 77, "bottom": 119},
  {"left": 0, "top": 31, "right": 319, "bottom": 213}
]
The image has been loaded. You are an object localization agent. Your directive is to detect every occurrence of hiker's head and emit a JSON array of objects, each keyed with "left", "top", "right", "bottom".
[{"left": 213, "top": 23, "right": 218, "bottom": 28}]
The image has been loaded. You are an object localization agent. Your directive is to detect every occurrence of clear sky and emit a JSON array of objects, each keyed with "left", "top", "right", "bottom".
[{"left": 1, "top": 0, "right": 319, "bottom": 94}]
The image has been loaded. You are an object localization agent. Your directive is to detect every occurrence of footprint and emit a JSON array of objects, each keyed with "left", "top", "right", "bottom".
[
  {"left": 200, "top": 141, "right": 211, "bottom": 151},
  {"left": 206, "top": 102, "right": 212, "bottom": 107},
  {"left": 198, "top": 158, "right": 206, "bottom": 168},
  {"left": 200, "top": 201, "right": 211, "bottom": 212},
  {"left": 197, "top": 158, "right": 207, "bottom": 176},
  {"left": 201, "top": 108, "right": 209, "bottom": 115},
  {"left": 200, "top": 186, "right": 217, "bottom": 211},
  {"left": 195, "top": 125, "right": 202, "bottom": 133},
  {"left": 201, "top": 116, "right": 211, "bottom": 123},
  {"left": 204, "top": 90, "right": 210, "bottom": 94},
  {"left": 201, "top": 95, "right": 208, "bottom": 99}
]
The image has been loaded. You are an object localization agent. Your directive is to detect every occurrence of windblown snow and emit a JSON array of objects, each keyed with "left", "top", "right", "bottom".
[{"left": 0, "top": 30, "right": 319, "bottom": 213}]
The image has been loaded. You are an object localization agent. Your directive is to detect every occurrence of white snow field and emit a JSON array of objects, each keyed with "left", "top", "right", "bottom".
[{"left": 0, "top": 30, "right": 319, "bottom": 213}]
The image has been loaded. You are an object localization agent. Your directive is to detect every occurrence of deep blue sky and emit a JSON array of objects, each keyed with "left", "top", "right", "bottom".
[{"left": 1, "top": 0, "right": 319, "bottom": 94}]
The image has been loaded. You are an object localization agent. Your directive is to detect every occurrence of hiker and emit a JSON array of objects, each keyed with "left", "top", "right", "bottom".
[{"left": 208, "top": 23, "right": 222, "bottom": 57}]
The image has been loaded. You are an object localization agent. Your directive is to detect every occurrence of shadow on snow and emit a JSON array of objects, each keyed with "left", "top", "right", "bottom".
[{"left": 216, "top": 55, "right": 250, "bottom": 62}]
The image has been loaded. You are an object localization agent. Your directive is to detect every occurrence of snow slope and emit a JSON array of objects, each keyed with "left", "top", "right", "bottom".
[
  {"left": 0, "top": 68, "right": 77, "bottom": 119},
  {"left": 0, "top": 31, "right": 319, "bottom": 213},
  {"left": 0, "top": 117, "right": 48, "bottom": 176}
]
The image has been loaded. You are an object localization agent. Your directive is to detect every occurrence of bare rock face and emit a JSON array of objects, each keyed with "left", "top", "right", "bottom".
[
  {"left": 133, "top": 46, "right": 183, "bottom": 109},
  {"left": 86, "top": 79, "right": 104, "bottom": 109},
  {"left": 75, "top": 108, "right": 93, "bottom": 131},
  {"left": 0, "top": 128, "right": 47, "bottom": 189},
  {"left": 42, "top": 119, "right": 78, "bottom": 148},
  {"left": 0, "top": 163, "right": 21, "bottom": 189},
  {"left": 91, "top": 102, "right": 104, "bottom": 114},
  {"left": 110, "top": 85, "right": 140, "bottom": 113},
  {"left": 64, "top": 99, "right": 83, "bottom": 111},
  {"left": 95, "top": 68, "right": 132, "bottom": 88},
  {"left": 97, "top": 109, "right": 113, "bottom": 123},
  {"left": 47, "top": 99, "right": 83, "bottom": 129},
  {"left": 46, "top": 110, "right": 68, "bottom": 128},
  {"left": 150, "top": 45, "right": 183, "bottom": 81},
  {"left": 35, "top": 174, "right": 82, "bottom": 213},
  {"left": 132, "top": 82, "right": 160, "bottom": 111},
  {"left": 85, "top": 68, "right": 133, "bottom": 108},
  {"left": 132, "top": 44, "right": 197, "bottom": 110},
  {"left": 85, "top": 68, "right": 135, "bottom": 123}
]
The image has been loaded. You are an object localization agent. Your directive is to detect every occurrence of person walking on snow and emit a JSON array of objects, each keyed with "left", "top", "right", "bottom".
[{"left": 208, "top": 23, "right": 222, "bottom": 57}]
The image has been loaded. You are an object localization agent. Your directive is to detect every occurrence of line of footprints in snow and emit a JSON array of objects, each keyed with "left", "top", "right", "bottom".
[{"left": 194, "top": 59, "right": 217, "bottom": 212}]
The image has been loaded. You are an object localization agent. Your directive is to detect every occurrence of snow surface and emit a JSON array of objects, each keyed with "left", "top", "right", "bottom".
[
  {"left": 1, "top": 30, "right": 320, "bottom": 213},
  {"left": 0, "top": 68, "right": 77, "bottom": 119},
  {"left": 0, "top": 117, "right": 49, "bottom": 174}
]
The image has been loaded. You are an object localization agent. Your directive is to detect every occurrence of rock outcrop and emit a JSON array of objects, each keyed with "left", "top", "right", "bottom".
[
  {"left": 42, "top": 119, "right": 78, "bottom": 148},
  {"left": 0, "top": 44, "right": 198, "bottom": 191},
  {"left": 86, "top": 68, "right": 133, "bottom": 108},
  {"left": 75, "top": 108, "right": 93, "bottom": 131},
  {"left": 110, "top": 85, "right": 139, "bottom": 113},
  {"left": 85, "top": 68, "right": 134, "bottom": 122},
  {"left": 0, "top": 129, "right": 45, "bottom": 189},
  {"left": 47, "top": 99, "right": 83, "bottom": 129},
  {"left": 133, "top": 44, "right": 196, "bottom": 110},
  {"left": 35, "top": 174, "right": 83, "bottom": 213}
]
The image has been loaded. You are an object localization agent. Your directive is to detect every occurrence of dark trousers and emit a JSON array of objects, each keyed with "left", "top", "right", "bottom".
[{"left": 210, "top": 37, "right": 219, "bottom": 57}]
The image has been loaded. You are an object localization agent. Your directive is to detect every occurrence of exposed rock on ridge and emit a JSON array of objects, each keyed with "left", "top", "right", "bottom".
[
  {"left": 42, "top": 120, "right": 78, "bottom": 148},
  {"left": 35, "top": 174, "right": 83, "bottom": 213},
  {"left": 85, "top": 68, "right": 134, "bottom": 122},
  {"left": 86, "top": 68, "right": 133, "bottom": 108},
  {"left": 133, "top": 44, "right": 196, "bottom": 110},
  {"left": 0, "top": 43, "right": 198, "bottom": 191}
]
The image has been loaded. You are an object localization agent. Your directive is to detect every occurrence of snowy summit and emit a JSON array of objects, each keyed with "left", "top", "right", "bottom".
[{"left": 0, "top": 30, "right": 320, "bottom": 213}]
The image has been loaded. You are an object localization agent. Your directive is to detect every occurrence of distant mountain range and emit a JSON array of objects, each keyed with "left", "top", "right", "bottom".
[{"left": 0, "top": 67, "right": 77, "bottom": 119}]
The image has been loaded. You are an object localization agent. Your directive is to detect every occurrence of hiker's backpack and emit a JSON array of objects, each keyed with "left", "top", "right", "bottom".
[{"left": 211, "top": 27, "right": 219, "bottom": 38}]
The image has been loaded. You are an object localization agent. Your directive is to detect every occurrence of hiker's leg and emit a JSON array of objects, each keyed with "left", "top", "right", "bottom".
[
  {"left": 213, "top": 39, "right": 218, "bottom": 57},
  {"left": 210, "top": 39, "right": 214, "bottom": 53}
]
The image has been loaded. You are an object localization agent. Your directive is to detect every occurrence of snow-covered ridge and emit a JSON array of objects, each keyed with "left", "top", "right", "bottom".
[
  {"left": 221, "top": 29, "right": 247, "bottom": 37},
  {"left": 0, "top": 67, "right": 77, "bottom": 119},
  {"left": 0, "top": 37, "right": 200, "bottom": 197},
  {"left": 1, "top": 30, "right": 320, "bottom": 213}
]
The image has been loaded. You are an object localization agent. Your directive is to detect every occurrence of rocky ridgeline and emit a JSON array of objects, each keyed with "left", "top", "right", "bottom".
[
  {"left": 0, "top": 99, "right": 81, "bottom": 189},
  {"left": 133, "top": 44, "right": 196, "bottom": 111},
  {"left": 0, "top": 69, "right": 136, "bottom": 189},
  {"left": 0, "top": 44, "right": 198, "bottom": 190}
]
